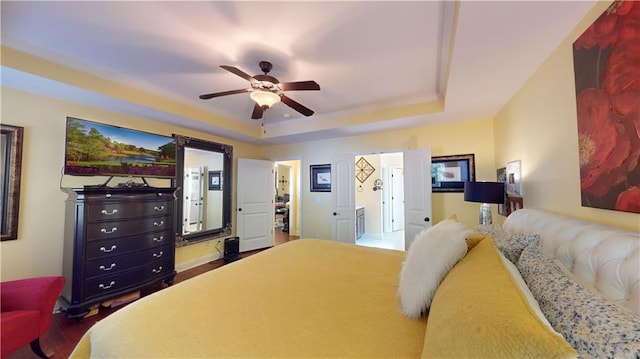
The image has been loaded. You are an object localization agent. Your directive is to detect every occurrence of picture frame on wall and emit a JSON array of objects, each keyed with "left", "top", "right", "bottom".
[
  {"left": 506, "top": 160, "right": 522, "bottom": 196},
  {"left": 208, "top": 170, "right": 222, "bottom": 191},
  {"left": 572, "top": 1, "right": 639, "bottom": 214},
  {"left": 507, "top": 195, "right": 524, "bottom": 214},
  {"left": 431, "top": 154, "right": 476, "bottom": 192},
  {"left": 310, "top": 164, "right": 331, "bottom": 192},
  {"left": 496, "top": 167, "right": 508, "bottom": 216}
]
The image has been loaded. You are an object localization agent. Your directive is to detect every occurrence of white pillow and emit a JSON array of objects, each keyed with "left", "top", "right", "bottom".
[{"left": 398, "top": 219, "right": 471, "bottom": 319}]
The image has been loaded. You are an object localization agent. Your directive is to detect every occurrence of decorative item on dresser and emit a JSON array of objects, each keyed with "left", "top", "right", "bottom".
[{"left": 60, "top": 186, "right": 177, "bottom": 319}]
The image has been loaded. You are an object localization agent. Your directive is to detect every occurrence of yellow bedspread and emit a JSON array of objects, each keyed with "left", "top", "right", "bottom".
[{"left": 70, "top": 239, "right": 427, "bottom": 358}]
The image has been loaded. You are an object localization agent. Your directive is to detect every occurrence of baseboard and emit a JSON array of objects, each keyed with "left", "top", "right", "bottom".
[{"left": 176, "top": 252, "right": 222, "bottom": 273}]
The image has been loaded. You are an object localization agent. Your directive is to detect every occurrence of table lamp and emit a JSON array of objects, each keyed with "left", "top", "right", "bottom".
[{"left": 463, "top": 181, "right": 505, "bottom": 224}]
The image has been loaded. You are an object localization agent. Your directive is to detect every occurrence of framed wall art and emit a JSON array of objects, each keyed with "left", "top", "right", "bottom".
[
  {"left": 355, "top": 157, "right": 375, "bottom": 183},
  {"left": 507, "top": 195, "right": 524, "bottom": 214},
  {"left": 506, "top": 160, "right": 522, "bottom": 196},
  {"left": 572, "top": 0, "right": 640, "bottom": 214},
  {"left": 431, "top": 154, "right": 475, "bottom": 192},
  {"left": 208, "top": 170, "right": 222, "bottom": 191},
  {"left": 310, "top": 164, "right": 331, "bottom": 192},
  {"left": 496, "top": 167, "right": 508, "bottom": 216}
]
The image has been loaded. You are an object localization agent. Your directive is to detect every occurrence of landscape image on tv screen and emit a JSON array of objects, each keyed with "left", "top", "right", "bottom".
[{"left": 64, "top": 117, "right": 176, "bottom": 178}]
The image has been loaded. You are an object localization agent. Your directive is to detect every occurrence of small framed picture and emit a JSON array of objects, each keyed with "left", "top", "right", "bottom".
[
  {"left": 506, "top": 160, "right": 522, "bottom": 196},
  {"left": 310, "top": 164, "right": 331, "bottom": 192},
  {"left": 208, "top": 170, "right": 222, "bottom": 191},
  {"left": 507, "top": 195, "right": 524, "bottom": 214}
]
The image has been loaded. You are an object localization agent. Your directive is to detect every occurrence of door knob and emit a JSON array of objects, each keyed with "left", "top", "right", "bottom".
[
  {"left": 238, "top": 208, "right": 242, "bottom": 212},
  {"left": 424, "top": 217, "right": 430, "bottom": 222},
  {"left": 333, "top": 212, "right": 337, "bottom": 216}
]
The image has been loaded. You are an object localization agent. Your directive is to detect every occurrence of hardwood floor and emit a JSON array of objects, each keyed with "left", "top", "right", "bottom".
[{"left": 7, "top": 229, "right": 298, "bottom": 359}]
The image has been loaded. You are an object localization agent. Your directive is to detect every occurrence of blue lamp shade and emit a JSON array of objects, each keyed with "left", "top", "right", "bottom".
[
  {"left": 464, "top": 182, "right": 505, "bottom": 224},
  {"left": 464, "top": 181, "right": 505, "bottom": 204}
]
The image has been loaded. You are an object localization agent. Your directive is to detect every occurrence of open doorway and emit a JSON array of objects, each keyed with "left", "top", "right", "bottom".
[
  {"left": 274, "top": 160, "right": 301, "bottom": 245},
  {"left": 354, "top": 153, "right": 405, "bottom": 250}
]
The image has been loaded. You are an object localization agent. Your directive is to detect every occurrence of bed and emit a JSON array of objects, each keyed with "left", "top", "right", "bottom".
[{"left": 70, "top": 209, "right": 639, "bottom": 358}]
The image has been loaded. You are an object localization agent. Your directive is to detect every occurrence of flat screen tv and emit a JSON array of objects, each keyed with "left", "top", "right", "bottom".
[{"left": 64, "top": 117, "right": 176, "bottom": 178}]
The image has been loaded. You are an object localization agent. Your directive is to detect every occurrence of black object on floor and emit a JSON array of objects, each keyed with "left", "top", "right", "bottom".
[{"left": 223, "top": 237, "right": 240, "bottom": 264}]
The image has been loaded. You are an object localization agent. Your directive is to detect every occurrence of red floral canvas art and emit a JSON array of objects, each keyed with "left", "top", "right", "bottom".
[{"left": 573, "top": 0, "right": 640, "bottom": 214}]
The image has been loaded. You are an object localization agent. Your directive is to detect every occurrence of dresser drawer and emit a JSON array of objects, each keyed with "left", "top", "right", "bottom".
[
  {"left": 86, "top": 215, "right": 172, "bottom": 241},
  {"left": 86, "top": 230, "right": 173, "bottom": 260},
  {"left": 85, "top": 191, "right": 173, "bottom": 203},
  {"left": 86, "top": 200, "right": 173, "bottom": 222},
  {"left": 85, "top": 244, "right": 172, "bottom": 279},
  {"left": 84, "top": 257, "right": 173, "bottom": 300}
]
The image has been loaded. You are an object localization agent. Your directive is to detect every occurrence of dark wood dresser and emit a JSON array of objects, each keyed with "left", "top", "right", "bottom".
[{"left": 61, "top": 186, "right": 177, "bottom": 318}]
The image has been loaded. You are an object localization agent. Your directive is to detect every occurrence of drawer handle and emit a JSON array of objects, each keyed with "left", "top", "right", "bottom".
[
  {"left": 152, "top": 266, "right": 163, "bottom": 274},
  {"left": 99, "top": 263, "right": 117, "bottom": 271},
  {"left": 101, "top": 227, "right": 118, "bottom": 234},
  {"left": 99, "top": 281, "right": 116, "bottom": 289},
  {"left": 152, "top": 236, "right": 164, "bottom": 242},
  {"left": 153, "top": 221, "right": 164, "bottom": 227},
  {"left": 153, "top": 251, "right": 164, "bottom": 258},
  {"left": 100, "top": 209, "right": 119, "bottom": 216},
  {"left": 100, "top": 245, "right": 117, "bottom": 253},
  {"left": 153, "top": 205, "right": 165, "bottom": 211}
]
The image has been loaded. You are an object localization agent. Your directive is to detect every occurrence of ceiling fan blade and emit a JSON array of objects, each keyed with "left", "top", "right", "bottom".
[
  {"left": 220, "top": 65, "right": 256, "bottom": 82},
  {"left": 279, "top": 81, "right": 320, "bottom": 91},
  {"left": 251, "top": 104, "right": 264, "bottom": 119},
  {"left": 199, "top": 88, "right": 248, "bottom": 100},
  {"left": 281, "top": 95, "right": 314, "bottom": 117}
]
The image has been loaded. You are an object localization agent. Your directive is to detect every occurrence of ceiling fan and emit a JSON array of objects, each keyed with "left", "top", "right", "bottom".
[{"left": 199, "top": 61, "right": 320, "bottom": 120}]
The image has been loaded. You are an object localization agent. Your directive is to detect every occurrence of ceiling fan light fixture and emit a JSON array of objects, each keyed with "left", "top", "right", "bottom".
[{"left": 250, "top": 90, "right": 280, "bottom": 108}]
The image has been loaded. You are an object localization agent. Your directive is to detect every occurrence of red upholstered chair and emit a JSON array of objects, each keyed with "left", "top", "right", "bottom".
[{"left": 1, "top": 276, "right": 65, "bottom": 358}]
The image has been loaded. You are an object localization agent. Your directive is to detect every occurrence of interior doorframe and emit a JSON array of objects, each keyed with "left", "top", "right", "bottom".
[
  {"left": 389, "top": 165, "right": 405, "bottom": 232},
  {"left": 352, "top": 149, "right": 406, "bottom": 239},
  {"left": 272, "top": 156, "right": 303, "bottom": 238}
]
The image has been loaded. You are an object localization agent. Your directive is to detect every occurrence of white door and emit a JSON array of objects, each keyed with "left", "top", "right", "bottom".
[
  {"left": 391, "top": 166, "right": 405, "bottom": 231},
  {"left": 183, "top": 167, "right": 203, "bottom": 234},
  {"left": 331, "top": 155, "right": 355, "bottom": 243},
  {"left": 237, "top": 158, "right": 274, "bottom": 252},
  {"left": 403, "top": 148, "right": 432, "bottom": 250}
]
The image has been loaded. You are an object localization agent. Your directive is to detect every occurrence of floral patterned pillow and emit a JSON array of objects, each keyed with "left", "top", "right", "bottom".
[
  {"left": 517, "top": 244, "right": 640, "bottom": 358},
  {"left": 474, "top": 224, "right": 539, "bottom": 264}
]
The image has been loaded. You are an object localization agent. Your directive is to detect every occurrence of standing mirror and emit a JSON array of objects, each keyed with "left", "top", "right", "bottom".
[
  {"left": 1, "top": 124, "right": 24, "bottom": 241},
  {"left": 174, "top": 135, "right": 232, "bottom": 246}
]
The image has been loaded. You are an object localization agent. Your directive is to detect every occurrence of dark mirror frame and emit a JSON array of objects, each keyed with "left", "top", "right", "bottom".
[
  {"left": 173, "top": 135, "right": 233, "bottom": 247},
  {"left": 1, "top": 124, "right": 24, "bottom": 241}
]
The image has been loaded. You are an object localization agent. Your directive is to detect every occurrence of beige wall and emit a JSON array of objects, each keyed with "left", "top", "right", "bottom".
[
  {"left": 0, "top": 87, "right": 263, "bottom": 280},
  {"left": 494, "top": 1, "right": 639, "bottom": 232},
  {"left": 263, "top": 117, "right": 497, "bottom": 240},
  {"left": 276, "top": 164, "right": 290, "bottom": 197}
]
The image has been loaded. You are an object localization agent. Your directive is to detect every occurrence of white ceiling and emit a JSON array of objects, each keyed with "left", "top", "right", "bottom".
[{"left": 1, "top": 1, "right": 595, "bottom": 145}]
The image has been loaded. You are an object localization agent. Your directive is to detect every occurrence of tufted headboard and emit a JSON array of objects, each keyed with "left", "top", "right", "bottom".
[{"left": 502, "top": 209, "right": 640, "bottom": 315}]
